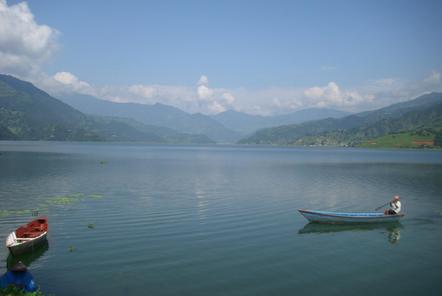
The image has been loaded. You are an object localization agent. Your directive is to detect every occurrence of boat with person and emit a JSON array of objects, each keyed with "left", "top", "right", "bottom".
[
  {"left": 298, "top": 209, "right": 404, "bottom": 224},
  {"left": 5, "top": 217, "right": 48, "bottom": 255}
]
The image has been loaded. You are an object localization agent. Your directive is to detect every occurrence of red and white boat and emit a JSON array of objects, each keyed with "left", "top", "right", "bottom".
[{"left": 5, "top": 217, "right": 48, "bottom": 255}]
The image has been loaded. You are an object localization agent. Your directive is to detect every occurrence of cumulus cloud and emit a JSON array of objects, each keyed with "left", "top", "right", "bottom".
[
  {"left": 37, "top": 69, "right": 442, "bottom": 115},
  {"left": 194, "top": 75, "right": 235, "bottom": 113},
  {"left": 53, "top": 72, "right": 94, "bottom": 93},
  {"left": 197, "top": 84, "right": 214, "bottom": 99},
  {"left": 231, "top": 71, "right": 442, "bottom": 114},
  {"left": 197, "top": 75, "right": 209, "bottom": 86},
  {"left": 128, "top": 84, "right": 156, "bottom": 99},
  {"left": 34, "top": 71, "right": 95, "bottom": 97},
  {"left": 303, "top": 81, "right": 372, "bottom": 108},
  {"left": 41, "top": 72, "right": 236, "bottom": 114},
  {"left": 424, "top": 71, "right": 441, "bottom": 84},
  {"left": 0, "top": 0, "right": 58, "bottom": 77}
]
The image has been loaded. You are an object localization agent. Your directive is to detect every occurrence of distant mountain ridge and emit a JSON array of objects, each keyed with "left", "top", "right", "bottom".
[
  {"left": 4, "top": 74, "right": 439, "bottom": 147},
  {"left": 239, "top": 92, "right": 442, "bottom": 147},
  {"left": 60, "top": 93, "right": 349, "bottom": 140},
  {"left": 0, "top": 74, "right": 213, "bottom": 144},
  {"left": 212, "top": 108, "right": 349, "bottom": 134},
  {"left": 59, "top": 94, "right": 241, "bottom": 143}
]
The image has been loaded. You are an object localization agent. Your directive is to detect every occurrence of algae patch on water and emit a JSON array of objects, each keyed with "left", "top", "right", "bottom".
[
  {"left": 47, "top": 193, "right": 105, "bottom": 206},
  {"left": 0, "top": 209, "right": 32, "bottom": 218},
  {"left": 88, "top": 194, "right": 104, "bottom": 199},
  {"left": 48, "top": 195, "right": 82, "bottom": 206},
  {"left": 0, "top": 193, "right": 106, "bottom": 218}
]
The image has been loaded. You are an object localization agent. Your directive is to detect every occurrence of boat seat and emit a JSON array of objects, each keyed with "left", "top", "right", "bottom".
[{"left": 21, "top": 232, "right": 40, "bottom": 238}]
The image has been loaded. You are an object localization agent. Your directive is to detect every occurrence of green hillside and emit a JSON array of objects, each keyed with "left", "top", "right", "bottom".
[
  {"left": 0, "top": 74, "right": 98, "bottom": 141},
  {"left": 239, "top": 93, "right": 442, "bottom": 148},
  {"left": 359, "top": 131, "right": 435, "bottom": 148},
  {"left": 0, "top": 74, "right": 214, "bottom": 144}
]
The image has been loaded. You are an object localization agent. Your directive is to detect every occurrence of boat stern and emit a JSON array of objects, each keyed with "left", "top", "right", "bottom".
[{"left": 5, "top": 232, "right": 16, "bottom": 248}]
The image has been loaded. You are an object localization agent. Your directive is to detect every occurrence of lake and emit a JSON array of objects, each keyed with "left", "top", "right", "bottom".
[{"left": 0, "top": 141, "right": 441, "bottom": 295}]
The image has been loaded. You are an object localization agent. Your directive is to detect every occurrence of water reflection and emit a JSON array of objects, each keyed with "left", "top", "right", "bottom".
[
  {"left": 6, "top": 241, "right": 49, "bottom": 269},
  {"left": 298, "top": 223, "right": 402, "bottom": 244}
]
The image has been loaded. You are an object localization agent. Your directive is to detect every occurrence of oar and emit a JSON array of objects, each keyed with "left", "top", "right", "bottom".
[{"left": 374, "top": 202, "right": 390, "bottom": 211}]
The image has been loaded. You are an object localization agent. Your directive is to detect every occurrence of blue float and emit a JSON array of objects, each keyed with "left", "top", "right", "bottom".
[{"left": 0, "top": 261, "right": 37, "bottom": 292}]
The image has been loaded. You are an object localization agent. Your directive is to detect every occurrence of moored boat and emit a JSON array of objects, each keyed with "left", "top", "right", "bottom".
[
  {"left": 5, "top": 217, "right": 48, "bottom": 255},
  {"left": 298, "top": 209, "right": 404, "bottom": 224}
]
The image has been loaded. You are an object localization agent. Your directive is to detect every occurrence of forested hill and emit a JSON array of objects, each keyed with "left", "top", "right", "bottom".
[
  {"left": 239, "top": 93, "right": 442, "bottom": 148},
  {"left": 0, "top": 74, "right": 213, "bottom": 144}
]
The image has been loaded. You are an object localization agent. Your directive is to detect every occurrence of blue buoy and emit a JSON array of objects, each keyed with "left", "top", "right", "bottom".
[{"left": 0, "top": 261, "right": 38, "bottom": 292}]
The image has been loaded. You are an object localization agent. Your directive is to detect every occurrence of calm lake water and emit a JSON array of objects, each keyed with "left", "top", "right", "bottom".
[{"left": 0, "top": 141, "right": 441, "bottom": 296}]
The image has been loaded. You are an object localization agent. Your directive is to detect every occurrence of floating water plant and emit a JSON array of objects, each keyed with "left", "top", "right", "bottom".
[
  {"left": 0, "top": 286, "right": 43, "bottom": 296},
  {"left": 46, "top": 193, "right": 88, "bottom": 206},
  {"left": 88, "top": 194, "right": 104, "bottom": 199},
  {"left": 99, "top": 160, "right": 108, "bottom": 165},
  {"left": 0, "top": 209, "right": 32, "bottom": 218},
  {"left": 48, "top": 195, "right": 79, "bottom": 206},
  {"left": 0, "top": 193, "right": 106, "bottom": 218},
  {"left": 68, "top": 246, "right": 76, "bottom": 252},
  {"left": 87, "top": 223, "right": 95, "bottom": 229},
  {"left": 46, "top": 193, "right": 105, "bottom": 206}
]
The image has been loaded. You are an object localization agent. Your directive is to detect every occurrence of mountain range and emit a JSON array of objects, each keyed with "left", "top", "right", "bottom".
[
  {"left": 59, "top": 94, "right": 348, "bottom": 142},
  {"left": 59, "top": 94, "right": 241, "bottom": 143},
  {"left": 211, "top": 108, "right": 348, "bottom": 134},
  {"left": 5, "top": 73, "right": 437, "bottom": 148},
  {"left": 239, "top": 92, "right": 442, "bottom": 147},
  {"left": 0, "top": 74, "right": 349, "bottom": 144},
  {"left": 0, "top": 74, "right": 213, "bottom": 143}
]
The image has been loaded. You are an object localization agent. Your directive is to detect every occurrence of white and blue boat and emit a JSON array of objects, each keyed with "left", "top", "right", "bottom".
[{"left": 298, "top": 209, "right": 404, "bottom": 224}]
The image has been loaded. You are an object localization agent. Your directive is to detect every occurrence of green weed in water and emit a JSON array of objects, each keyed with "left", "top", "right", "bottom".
[
  {"left": 0, "top": 193, "right": 106, "bottom": 218},
  {"left": 0, "top": 286, "right": 43, "bottom": 296},
  {"left": 69, "top": 246, "right": 76, "bottom": 252},
  {"left": 87, "top": 223, "right": 95, "bottom": 229},
  {"left": 88, "top": 194, "right": 104, "bottom": 199},
  {"left": 47, "top": 193, "right": 87, "bottom": 206},
  {"left": 48, "top": 196, "right": 78, "bottom": 206},
  {"left": 0, "top": 209, "right": 31, "bottom": 218}
]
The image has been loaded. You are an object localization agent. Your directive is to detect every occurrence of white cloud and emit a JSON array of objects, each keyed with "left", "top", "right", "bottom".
[
  {"left": 0, "top": 0, "right": 58, "bottom": 77},
  {"left": 128, "top": 84, "right": 156, "bottom": 99},
  {"left": 197, "top": 84, "right": 214, "bottom": 99},
  {"left": 222, "top": 92, "right": 235, "bottom": 104},
  {"left": 208, "top": 101, "right": 225, "bottom": 113},
  {"left": 37, "top": 70, "right": 442, "bottom": 115},
  {"left": 48, "top": 71, "right": 94, "bottom": 95},
  {"left": 424, "top": 71, "right": 441, "bottom": 84},
  {"left": 197, "top": 75, "right": 209, "bottom": 86},
  {"left": 193, "top": 75, "right": 235, "bottom": 113},
  {"left": 303, "top": 86, "right": 324, "bottom": 98},
  {"left": 303, "top": 81, "right": 371, "bottom": 108}
]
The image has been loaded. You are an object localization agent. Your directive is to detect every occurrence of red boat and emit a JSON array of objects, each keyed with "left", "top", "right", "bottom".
[{"left": 5, "top": 217, "right": 48, "bottom": 255}]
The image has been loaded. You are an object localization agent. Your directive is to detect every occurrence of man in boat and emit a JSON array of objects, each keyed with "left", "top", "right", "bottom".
[{"left": 385, "top": 195, "right": 401, "bottom": 215}]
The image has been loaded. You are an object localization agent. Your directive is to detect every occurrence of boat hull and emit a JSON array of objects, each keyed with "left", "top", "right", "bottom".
[
  {"left": 6, "top": 232, "right": 48, "bottom": 256},
  {"left": 298, "top": 209, "right": 404, "bottom": 224}
]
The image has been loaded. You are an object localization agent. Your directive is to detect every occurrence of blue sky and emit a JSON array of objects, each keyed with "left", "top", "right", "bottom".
[{"left": 1, "top": 0, "right": 442, "bottom": 114}]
